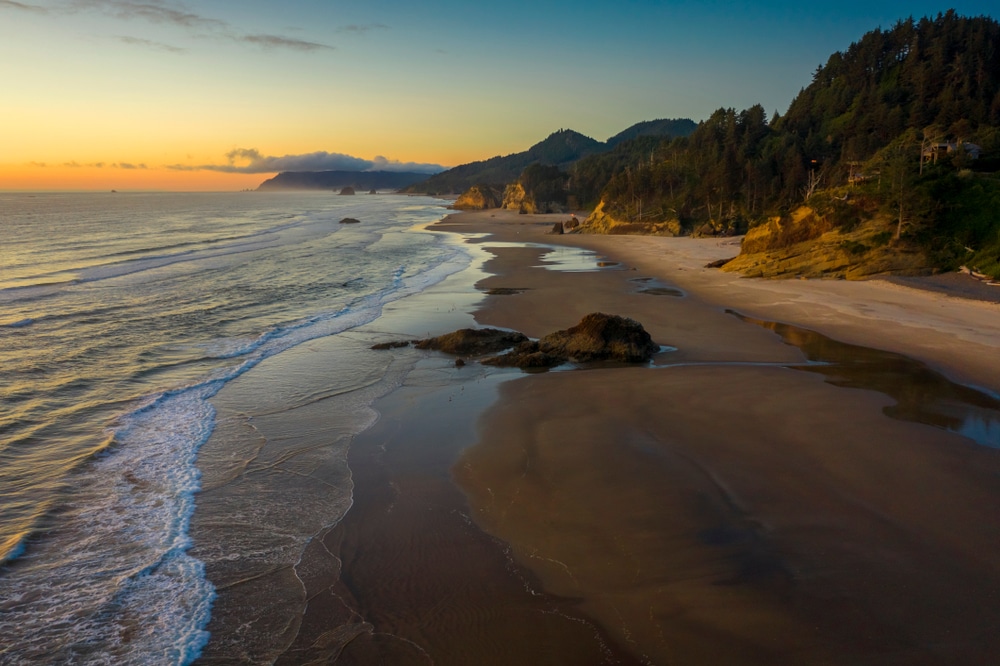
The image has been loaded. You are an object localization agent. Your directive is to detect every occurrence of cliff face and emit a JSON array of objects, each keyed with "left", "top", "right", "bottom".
[
  {"left": 502, "top": 183, "right": 530, "bottom": 213},
  {"left": 580, "top": 201, "right": 682, "bottom": 236},
  {"left": 721, "top": 206, "right": 930, "bottom": 279},
  {"left": 501, "top": 182, "right": 567, "bottom": 214},
  {"left": 452, "top": 185, "right": 503, "bottom": 210}
]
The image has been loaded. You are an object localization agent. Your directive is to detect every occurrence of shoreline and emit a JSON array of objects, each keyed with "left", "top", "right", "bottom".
[
  {"left": 199, "top": 207, "right": 1000, "bottom": 663},
  {"left": 456, "top": 211, "right": 1000, "bottom": 392},
  {"left": 438, "top": 209, "right": 1000, "bottom": 662}
]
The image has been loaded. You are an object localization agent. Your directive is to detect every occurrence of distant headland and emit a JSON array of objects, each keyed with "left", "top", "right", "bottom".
[{"left": 256, "top": 170, "right": 432, "bottom": 192}]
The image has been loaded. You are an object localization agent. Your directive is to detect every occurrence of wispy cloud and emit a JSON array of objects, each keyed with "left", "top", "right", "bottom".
[
  {"left": 168, "top": 148, "right": 445, "bottom": 174},
  {"left": 117, "top": 35, "right": 185, "bottom": 53},
  {"left": 20, "top": 1, "right": 337, "bottom": 53},
  {"left": 114, "top": 162, "right": 147, "bottom": 169},
  {"left": 338, "top": 23, "right": 388, "bottom": 35},
  {"left": 0, "top": 0, "right": 46, "bottom": 13},
  {"left": 57, "top": 161, "right": 107, "bottom": 167},
  {"left": 67, "top": 0, "right": 225, "bottom": 29},
  {"left": 237, "top": 34, "right": 333, "bottom": 52}
]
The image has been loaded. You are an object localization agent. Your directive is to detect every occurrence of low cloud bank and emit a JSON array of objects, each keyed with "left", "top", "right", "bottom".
[{"left": 169, "top": 148, "right": 446, "bottom": 174}]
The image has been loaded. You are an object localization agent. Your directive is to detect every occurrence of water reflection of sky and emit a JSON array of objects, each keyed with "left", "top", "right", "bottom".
[
  {"left": 731, "top": 310, "right": 1000, "bottom": 451},
  {"left": 475, "top": 241, "right": 623, "bottom": 272},
  {"left": 949, "top": 411, "right": 1000, "bottom": 450}
]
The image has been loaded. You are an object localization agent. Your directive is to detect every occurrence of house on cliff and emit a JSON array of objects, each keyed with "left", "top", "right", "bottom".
[{"left": 922, "top": 142, "right": 982, "bottom": 163}]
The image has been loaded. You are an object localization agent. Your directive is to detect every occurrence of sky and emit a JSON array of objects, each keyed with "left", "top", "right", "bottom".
[{"left": 2, "top": 0, "right": 997, "bottom": 191}]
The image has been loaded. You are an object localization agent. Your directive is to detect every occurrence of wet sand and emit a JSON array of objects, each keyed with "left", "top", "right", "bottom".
[
  {"left": 205, "top": 209, "right": 1000, "bottom": 664},
  {"left": 440, "top": 211, "right": 1000, "bottom": 663}
]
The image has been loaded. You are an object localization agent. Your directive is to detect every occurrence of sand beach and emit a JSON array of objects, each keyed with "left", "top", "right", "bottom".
[
  {"left": 441, "top": 211, "right": 1000, "bottom": 664},
  {"left": 203, "top": 208, "right": 1000, "bottom": 664}
]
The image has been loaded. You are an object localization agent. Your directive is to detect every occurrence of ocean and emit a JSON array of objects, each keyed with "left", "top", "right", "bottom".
[{"left": 0, "top": 191, "right": 466, "bottom": 664}]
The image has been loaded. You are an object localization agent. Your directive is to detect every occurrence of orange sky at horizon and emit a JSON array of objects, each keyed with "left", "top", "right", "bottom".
[
  {"left": 0, "top": 164, "right": 273, "bottom": 192},
  {"left": 8, "top": 1, "right": 993, "bottom": 192}
]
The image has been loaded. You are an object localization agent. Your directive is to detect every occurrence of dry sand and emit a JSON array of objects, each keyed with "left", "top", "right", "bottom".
[{"left": 437, "top": 210, "right": 1000, "bottom": 664}]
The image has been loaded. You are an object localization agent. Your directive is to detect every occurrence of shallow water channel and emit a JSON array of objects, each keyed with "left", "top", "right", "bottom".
[{"left": 731, "top": 310, "right": 1000, "bottom": 450}]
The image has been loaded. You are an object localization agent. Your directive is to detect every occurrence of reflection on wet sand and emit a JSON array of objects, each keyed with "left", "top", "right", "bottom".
[{"left": 732, "top": 310, "right": 1000, "bottom": 449}]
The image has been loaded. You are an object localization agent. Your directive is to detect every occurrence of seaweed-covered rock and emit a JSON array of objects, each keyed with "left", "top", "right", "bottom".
[
  {"left": 483, "top": 313, "right": 659, "bottom": 368},
  {"left": 371, "top": 340, "right": 410, "bottom": 350},
  {"left": 538, "top": 313, "right": 659, "bottom": 363},
  {"left": 481, "top": 341, "right": 564, "bottom": 369},
  {"left": 414, "top": 328, "right": 527, "bottom": 356},
  {"left": 340, "top": 217, "right": 361, "bottom": 224}
]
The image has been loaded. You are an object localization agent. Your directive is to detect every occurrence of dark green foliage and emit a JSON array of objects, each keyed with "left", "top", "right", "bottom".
[
  {"left": 404, "top": 129, "right": 601, "bottom": 194},
  {"left": 774, "top": 11, "right": 1000, "bottom": 186},
  {"left": 916, "top": 171, "right": 1000, "bottom": 270},
  {"left": 594, "top": 105, "right": 788, "bottom": 232},
  {"left": 569, "top": 135, "right": 674, "bottom": 208},
  {"left": 969, "top": 241, "right": 1000, "bottom": 278},
  {"left": 518, "top": 163, "right": 569, "bottom": 205},
  {"left": 605, "top": 118, "right": 698, "bottom": 148},
  {"left": 871, "top": 231, "right": 894, "bottom": 246},
  {"left": 591, "top": 12, "right": 1000, "bottom": 271},
  {"left": 404, "top": 120, "right": 696, "bottom": 195},
  {"left": 840, "top": 240, "right": 870, "bottom": 255}
]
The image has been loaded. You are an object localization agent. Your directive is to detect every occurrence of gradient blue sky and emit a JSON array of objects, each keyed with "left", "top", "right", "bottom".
[{"left": 1, "top": 0, "right": 996, "bottom": 189}]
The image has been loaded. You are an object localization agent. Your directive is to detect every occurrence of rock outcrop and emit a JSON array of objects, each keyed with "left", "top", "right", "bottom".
[
  {"left": 501, "top": 182, "right": 567, "bottom": 215},
  {"left": 339, "top": 217, "right": 361, "bottom": 224},
  {"left": 537, "top": 312, "right": 660, "bottom": 363},
  {"left": 452, "top": 185, "right": 503, "bottom": 210},
  {"left": 377, "top": 314, "right": 661, "bottom": 371},
  {"left": 339, "top": 186, "right": 356, "bottom": 195},
  {"left": 413, "top": 328, "right": 528, "bottom": 356},
  {"left": 581, "top": 201, "right": 683, "bottom": 236},
  {"left": 484, "top": 313, "right": 660, "bottom": 368},
  {"left": 722, "top": 206, "right": 930, "bottom": 279}
]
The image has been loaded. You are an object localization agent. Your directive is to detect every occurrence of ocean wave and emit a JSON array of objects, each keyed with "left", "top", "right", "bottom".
[
  {"left": 0, "top": 201, "right": 470, "bottom": 664},
  {"left": 0, "top": 217, "right": 335, "bottom": 299}
]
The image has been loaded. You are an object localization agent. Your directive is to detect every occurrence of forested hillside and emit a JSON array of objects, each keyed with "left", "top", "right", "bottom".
[
  {"left": 404, "top": 120, "right": 695, "bottom": 195},
  {"left": 588, "top": 11, "right": 1000, "bottom": 278}
]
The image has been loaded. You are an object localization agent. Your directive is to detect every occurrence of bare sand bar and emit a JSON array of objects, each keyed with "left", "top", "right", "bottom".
[{"left": 437, "top": 210, "right": 1000, "bottom": 664}]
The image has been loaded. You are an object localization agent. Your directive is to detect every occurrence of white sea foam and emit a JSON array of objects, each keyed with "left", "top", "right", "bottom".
[{"left": 0, "top": 193, "right": 466, "bottom": 665}]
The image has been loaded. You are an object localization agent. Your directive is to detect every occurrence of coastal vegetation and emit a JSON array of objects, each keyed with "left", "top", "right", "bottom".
[
  {"left": 587, "top": 11, "right": 1000, "bottom": 278},
  {"left": 417, "top": 12, "right": 1000, "bottom": 279},
  {"left": 404, "top": 121, "right": 696, "bottom": 197}
]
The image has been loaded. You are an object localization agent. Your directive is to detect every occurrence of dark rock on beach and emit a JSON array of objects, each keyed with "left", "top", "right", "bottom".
[
  {"left": 371, "top": 340, "right": 411, "bottom": 350},
  {"left": 484, "top": 313, "right": 660, "bottom": 368},
  {"left": 481, "top": 341, "right": 565, "bottom": 369},
  {"left": 340, "top": 217, "right": 361, "bottom": 224},
  {"left": 485, "top": 287, "right": 530, "bottom": 296},
  {"left": 339, "top": 186, "right": 356, "bottom": 195},
  {"left": 413, "top": 328, "right": 528, "bottom": 356},
  {"left": 386, "top": 314, "right": 660, "bottom": 371},
  {"left": 705, "top": 257, "right": 736, "bottom": 268},
  {"left": 537, "top": 312, "right": 659, "bottom": 363}
]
